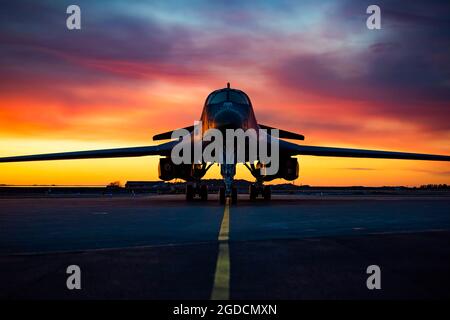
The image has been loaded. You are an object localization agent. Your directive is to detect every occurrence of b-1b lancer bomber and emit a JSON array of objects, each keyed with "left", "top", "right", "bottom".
[{"left": 1, "top": 83, "right": 449, "bottom": 204}]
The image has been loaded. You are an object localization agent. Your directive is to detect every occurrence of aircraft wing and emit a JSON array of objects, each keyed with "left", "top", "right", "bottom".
[
  {"left": 0, "top": 140, "right": 177, "bottom": 163},
  {"left": 279, "top": 140, "right": 450, "bottom": 161}
]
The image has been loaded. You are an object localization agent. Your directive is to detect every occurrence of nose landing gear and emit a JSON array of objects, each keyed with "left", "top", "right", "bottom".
[
  {"left": 220, "top": 164, "right": 237, "bottom": 204},
  {"left": 218, "top": 185, "right": 237, "bottom": 205}
]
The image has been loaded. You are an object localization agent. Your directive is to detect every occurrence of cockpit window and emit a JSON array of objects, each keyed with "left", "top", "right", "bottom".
[
  {"left": 206, "top": 89, "right": 250, "bottom": 106},
  {"left": 229, "top": 91, "right": 249, "bottom": 105},
  {"left": 209, "top": 91, "right": 227, "bottom": 104}
]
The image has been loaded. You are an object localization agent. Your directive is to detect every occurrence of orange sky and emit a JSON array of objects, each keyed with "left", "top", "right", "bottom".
[
  {"left": 0, "top": 1, "right": 449, "bottom": 186},
  {"left": 1, "top": 79, "right": 448, "bottom": 187}
]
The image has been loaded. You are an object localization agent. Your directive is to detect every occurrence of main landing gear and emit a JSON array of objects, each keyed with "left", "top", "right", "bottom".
[
  {"left": 185, "top": 163, "right": 272, "bottom": 204},
  {"left": 249, "top": 184, "right": 271, "bottom": 201},
  {"left": 244, "top": 162, "right": 271, "bottom": 201},
  {"left": 185, "top": 182, "right": 208, "bottom": 201}
]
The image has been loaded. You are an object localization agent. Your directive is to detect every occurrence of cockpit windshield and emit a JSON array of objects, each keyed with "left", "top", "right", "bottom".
[
  {"left": 206, "top": 89, "right": 250, "bottom": 106},
  {"left": 229, "top": 91, "right": 249, "bottom": 104},
  {"left": 208, "top": 91, "right": 227, "bottom": 104}
]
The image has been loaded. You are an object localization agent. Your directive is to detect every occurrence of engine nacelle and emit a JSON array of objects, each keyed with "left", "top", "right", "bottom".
[
  {"left": 257, "top": 157, "right": 299, "bottom": 181},
  {"left": 158, "top": 158, "right": 193, "bottom": 181}
]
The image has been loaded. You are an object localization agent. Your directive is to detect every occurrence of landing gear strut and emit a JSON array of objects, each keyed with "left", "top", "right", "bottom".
[
  {"left": 231, "top": 186, "right": 238, "bottom": 204},
  {"left": 200, "top": 184, "right": 208, "bottom": 201},
  {"left": 219, "top": 186, "right": 225, "bottom": 204},
  {"left": 244, "top": 162, "right": 272, "bottom": 201},
  {"left": 262, "top": 185, "right": 271, "bottom": 201},
  {"left": 185, "top": 182, "right": 208, "bottom": 201},
  {"left": 220, "top": 186, "right": 237, "bottom": 204},
  {"left": 249, "top": 183, "right": 271, "bottom": 201},
  {"left": 217, "top": 162, "right": 272, "bottom": 204},
  {"left": 220, "top": 164, "right": 237, "bottom": 204}
]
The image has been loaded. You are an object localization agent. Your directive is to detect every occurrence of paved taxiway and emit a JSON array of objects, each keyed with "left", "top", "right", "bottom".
[{"left": 1, "top": 194, "right": 450, "bottom": 299}]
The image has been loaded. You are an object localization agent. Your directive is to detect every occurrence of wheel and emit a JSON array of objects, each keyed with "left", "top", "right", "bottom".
[
  {"left": 231, "top": 186, "right": 238, "bottom": 205},
  {"left": 186, "top": 184, "right": 194, "bottom": 201},
  {"left": 263, "top": 185, "right": 271, "bottom": 201},
  {"left": 219, "top": 187, "right": 226, "bottom": 204},
  {"left": 249, "top": 184, "right": 257, "bottom": 200},
  {"left": 200, "top": 184, "right": 208, "bottom": 201}
]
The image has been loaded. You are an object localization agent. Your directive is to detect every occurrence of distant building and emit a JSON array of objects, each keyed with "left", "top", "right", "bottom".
[{"left": 125, "top": 181, "right": 165, "bottom": 189}]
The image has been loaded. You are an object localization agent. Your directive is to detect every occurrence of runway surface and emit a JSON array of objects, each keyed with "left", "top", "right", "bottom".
[{"left": 1, "top": 194, "right": 450, "bottom": 299}]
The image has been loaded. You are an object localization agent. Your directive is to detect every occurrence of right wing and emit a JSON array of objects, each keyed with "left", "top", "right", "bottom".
[
  {"left": 0, "top": 140, "right": 176, "bottom": 163},
  {"left": 279, "top": 140, "right": 450, "bottom": 161}
]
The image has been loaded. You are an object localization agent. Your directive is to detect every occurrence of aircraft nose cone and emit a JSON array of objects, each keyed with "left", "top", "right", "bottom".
[{"left": 214, "top": 110, "right": 243, "bottom": 131}]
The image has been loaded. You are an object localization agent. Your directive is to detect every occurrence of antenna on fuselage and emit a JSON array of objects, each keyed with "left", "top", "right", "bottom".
[{"left": 227, "top": 82, "right": 230, "bottom": 89}]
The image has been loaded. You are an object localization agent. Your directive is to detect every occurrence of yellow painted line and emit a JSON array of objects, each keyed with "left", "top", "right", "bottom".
[
  {"left": 211, "top": 198, "right": 231, "bottom": 300},
  {"left": 211, "top": 242, "right": 230, "bottom": 300},
  {"left": 218, "top": 199, "right": 230, "bottom": 241}
]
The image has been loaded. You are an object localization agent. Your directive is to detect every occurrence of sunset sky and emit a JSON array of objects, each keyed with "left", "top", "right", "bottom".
[{"left": 0, "top": 0, "right": 449, "bottom": 186}]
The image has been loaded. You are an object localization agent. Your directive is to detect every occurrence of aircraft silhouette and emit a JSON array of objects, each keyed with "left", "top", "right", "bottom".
[{"left": 1, "top": 83, "right": 449, "bottom": 204}]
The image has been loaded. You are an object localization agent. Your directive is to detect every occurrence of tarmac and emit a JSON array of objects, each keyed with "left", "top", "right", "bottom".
[{"left": 1, "top": 194, "right": 449, "bottom": 299}]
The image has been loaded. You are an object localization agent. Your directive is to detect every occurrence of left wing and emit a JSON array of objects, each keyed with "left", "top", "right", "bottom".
[
  {"left": 0, "top": 141, "right": 176, "bottom": 163},
  {"left": 279, "top": 140, "right": 450, "bottom": 161}
]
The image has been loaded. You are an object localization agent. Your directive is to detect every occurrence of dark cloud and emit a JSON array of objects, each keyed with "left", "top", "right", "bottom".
[
  {"left": 273, "top": 0, "right": 450, "bottom": 131},
  {"left": 1, "top": 0, "right": 450, "bottom": 124},
  {"left": 0, "top": 0, "right": 281, "bottom": 90},
  {"left": 256, "top": 109, "right": 361, "bottom": 133},
  {"left": 275, "top": 46, "right": 450, "bottom": 104},
  {"left": 0, "top": 0, "right": 206, "bottom": 86}
]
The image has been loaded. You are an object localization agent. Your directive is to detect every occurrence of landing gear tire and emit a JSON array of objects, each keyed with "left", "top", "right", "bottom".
[
  {"left": 263, "top": 185, "right": 271, "bottom": 201},
  {"left": 249, "top": 184, "right": 257, "bottom": 200},
  {"left": 219, "top": 187, "right": 226, "bottom": 205},
  {"left": 231, "top": 186, "right": 238, "bottom": 205},
  {"left": 200, "top": 184, "right": 208, "bottom": 201},
  {"left": 186, "top": 184, "right": 194, "bottom": 201}
]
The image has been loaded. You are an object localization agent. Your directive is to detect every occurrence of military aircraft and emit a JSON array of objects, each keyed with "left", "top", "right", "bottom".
[{"left": 1, "top": 83, "right": 449, "bottom": 204}]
